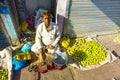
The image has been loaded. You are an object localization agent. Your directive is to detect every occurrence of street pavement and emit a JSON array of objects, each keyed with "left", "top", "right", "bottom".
[{"left": 13, "top": 33, "right": 120, "bottom": 80}]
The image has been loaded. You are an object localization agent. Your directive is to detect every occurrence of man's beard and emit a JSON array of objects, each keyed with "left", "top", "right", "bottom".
[{"left": 45, "top": 23, "right": 50, "bottom": 27}]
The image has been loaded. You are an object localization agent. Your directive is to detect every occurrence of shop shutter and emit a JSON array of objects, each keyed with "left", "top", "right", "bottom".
[
  {"left": 15, "top": 0, "right": 56, "bottom": 21},
  {"left": 66, "top": 0, "right": 120, "bottom": 37}
]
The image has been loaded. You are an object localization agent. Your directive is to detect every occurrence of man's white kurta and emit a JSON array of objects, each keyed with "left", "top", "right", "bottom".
[{"left": 31, "top": 22, "right": 61, "bottom": 53}]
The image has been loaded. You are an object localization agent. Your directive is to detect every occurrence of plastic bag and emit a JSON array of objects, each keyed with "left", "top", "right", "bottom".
[
  {"left": 20, "top": 42, "right": 33, "bottom": 53},
  {"left": 20, "top": 21, "right": 29, "bottom": 32},
  {"left": 59, "top": 36, "right": 70, "bottom": 49},
  {"left": 12, "top": 56, "right": 26, "bottom": 71}
]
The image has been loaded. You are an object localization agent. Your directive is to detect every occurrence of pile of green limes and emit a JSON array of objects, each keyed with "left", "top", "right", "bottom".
[
  {"left": 67, "top": 39, "right": 107, "bottom": 67},
  {"left": 0, "top": 69, "right": 8, "bottom": 80}
]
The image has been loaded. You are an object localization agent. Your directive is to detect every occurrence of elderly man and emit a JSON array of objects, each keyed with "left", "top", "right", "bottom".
[{"left": 31, "top": 10, "right": 61, "bottom": 64}]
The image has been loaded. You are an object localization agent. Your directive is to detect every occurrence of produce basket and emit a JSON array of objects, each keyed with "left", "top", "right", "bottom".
[
  {"left": 66, "top": 37, "right": 118, "bottom": 70},
  {"left": 0, "top": 47, "right": 13, "bottom": 80}
]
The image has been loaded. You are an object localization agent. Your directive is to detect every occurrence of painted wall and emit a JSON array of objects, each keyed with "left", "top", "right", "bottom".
[{"left": 0, "top": 0, "right": 20, "bottom": 46}]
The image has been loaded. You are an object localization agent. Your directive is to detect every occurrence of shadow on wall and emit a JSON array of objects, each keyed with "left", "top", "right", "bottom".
[
  {"left": 64, "top": 18, "right": 77, "bottom": 39},
  {"left": 92, "top": 0, "right": 120, "bottom": 27},
  {"left": 65, "top": 0, "right": 77, "bottom": 38},
  {"left": 57, "top": 14, "right": 77, "bottom": 38}
]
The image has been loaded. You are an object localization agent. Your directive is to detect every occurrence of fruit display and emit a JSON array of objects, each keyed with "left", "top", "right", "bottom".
[
  {"left": 66, "top": 39, "right": 107, "bottom": 67},
  {"left": 0, "top": 69, "right": 8, "bottom": 80}
]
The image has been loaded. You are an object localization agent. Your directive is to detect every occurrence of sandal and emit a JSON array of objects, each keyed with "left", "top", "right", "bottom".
[
  {"left": 28, "top": 66, "right": 33, "bottom": 72},
  {"left": 32, "top": 65, "right": 38, "bottom": 72},
  {"left": 28, "top": 65, "right": 38, "bottom": 72}
]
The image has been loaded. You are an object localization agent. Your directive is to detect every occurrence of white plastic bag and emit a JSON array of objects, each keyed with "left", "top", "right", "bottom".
[{"left": 0, "top": 47, "right": 13, "bottom": 80}]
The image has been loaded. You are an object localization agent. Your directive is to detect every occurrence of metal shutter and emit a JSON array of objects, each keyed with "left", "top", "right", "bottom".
[{"left": 66, "top": 0, "right": 120, "bottom": 37}]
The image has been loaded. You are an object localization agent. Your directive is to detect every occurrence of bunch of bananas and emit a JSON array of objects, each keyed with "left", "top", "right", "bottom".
[
  {"left": 67, "top": 39, "right": 107, "bottom": 67},
  {"left": 0, "top": 69, "right": 8, "bottom": 80},
  {"left": 59, "top": 36, "right": 70, "bottom": 48},
  {"left": 16, "top": 52, "right": 31, "bottom": 61}
]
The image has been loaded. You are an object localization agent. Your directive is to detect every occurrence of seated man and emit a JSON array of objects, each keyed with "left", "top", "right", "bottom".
[{"left": 31, "top": 10, "right": 61, "bottom": 64}]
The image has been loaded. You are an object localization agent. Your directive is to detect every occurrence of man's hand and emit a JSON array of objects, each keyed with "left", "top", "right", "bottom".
[{"left": 38, "top": 48, "right": 43, "bottom": 54}]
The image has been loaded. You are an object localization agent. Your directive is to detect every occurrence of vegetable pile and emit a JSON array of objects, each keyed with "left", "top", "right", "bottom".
[
  {"left": 66, "top": 39, "right": 107, "bottom": 67},
  {"left": 0, "top": 69, "right": 8, "bottom": 80}
]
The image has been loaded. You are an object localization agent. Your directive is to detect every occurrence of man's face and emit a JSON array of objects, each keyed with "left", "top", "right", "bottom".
[{"left": 42, "top": 15, "right": 50, "bottom": 26}]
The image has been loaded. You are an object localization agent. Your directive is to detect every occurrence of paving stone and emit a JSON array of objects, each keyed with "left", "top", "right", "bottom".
[
  {"left": 40, "top": 67, "right": 75, "bottom": 80},
  {"left": 13, "top": 66, "right": 38, "bottom": 80}
]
